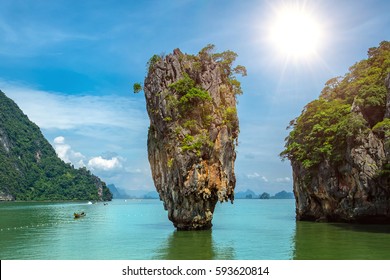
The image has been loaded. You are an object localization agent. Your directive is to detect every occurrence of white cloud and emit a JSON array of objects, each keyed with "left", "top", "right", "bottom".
[
  {"left": 53, "top": 136, "right": 65, "bottom": 144},
  {"left": 0, "top": 79, "right": 148, "bottom": 131},
  {"left": 53, "top": 136, "right": 86, "bottom": 168},
  {"left": 53, "top": 135, "right": 125, "bottom": 173},
  {"left": 125, "top": 167, "right": 142, "bottom": 174},
  {"left": 88, "top": 156, "right": 123, "bottom": 171},
  {"left": 247, "top": 172, "right": 260, "bottom": 179},
  {"left": 276, "top": 177, "right": 291, "bottom": 182},
  {"left": 246, "top": 172, "right": 269, "bottom": 182}
]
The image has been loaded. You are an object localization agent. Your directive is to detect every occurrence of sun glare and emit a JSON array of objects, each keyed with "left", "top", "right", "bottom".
[{"left": 268, "top": 5, "right": 323, "bottom": 61}]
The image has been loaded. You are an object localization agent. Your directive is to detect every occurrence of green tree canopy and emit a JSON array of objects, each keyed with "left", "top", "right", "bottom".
[{"left": 281, "top": 41, "right": 389, "bottom": 169}]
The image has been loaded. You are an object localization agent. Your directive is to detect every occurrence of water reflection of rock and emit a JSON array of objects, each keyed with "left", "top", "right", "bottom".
[
  {"left": 154, "top": 230, "right": 235, "bottom": 260},
  {"left": 293, "top": 221, "right": 390, "bottom": 259}
]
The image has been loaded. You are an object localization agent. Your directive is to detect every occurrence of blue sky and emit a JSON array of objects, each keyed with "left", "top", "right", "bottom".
[{"left": 0, "top": 0, "right": 389, "bottom": 195}]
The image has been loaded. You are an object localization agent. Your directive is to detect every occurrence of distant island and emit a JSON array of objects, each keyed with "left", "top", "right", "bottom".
[
  {"left": 259, "top": 191, "right": 294, "bottom": 199},
  {"left": 108, "top": 184, "right": 293, "bottom": 200},
  {"left": 235, "top": 189, "right": 294, "bottom": 199},
  {"left": 107, "top": 184, "right": 159, "bottom": 199}
]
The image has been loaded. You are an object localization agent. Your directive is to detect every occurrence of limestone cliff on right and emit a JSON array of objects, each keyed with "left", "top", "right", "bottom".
[{"left": 281, "top": 41, "right": 390, "bottom": 223}]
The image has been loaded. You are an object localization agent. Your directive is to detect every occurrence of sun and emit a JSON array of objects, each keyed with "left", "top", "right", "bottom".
[{"left": 268, "top": 5, "right": 323, "bottom": 60}]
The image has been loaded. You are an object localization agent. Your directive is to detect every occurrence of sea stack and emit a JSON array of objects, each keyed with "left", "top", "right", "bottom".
[{"left": 143, "top": 46, "right": 245, "bottom": 230}]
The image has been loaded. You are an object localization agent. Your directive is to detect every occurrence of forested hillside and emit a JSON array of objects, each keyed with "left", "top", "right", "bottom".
[{"left": 0, "top": 90, "right": 112, "bottom": 201}]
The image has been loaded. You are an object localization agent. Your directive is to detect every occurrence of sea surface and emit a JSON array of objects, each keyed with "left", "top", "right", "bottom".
[{"left": 1, "top": 199, "right": 390, "bottom": 260}]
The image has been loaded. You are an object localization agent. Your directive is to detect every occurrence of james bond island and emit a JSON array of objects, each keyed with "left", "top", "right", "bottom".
[
  {"left": 141, "top": 45, "right": 246, "bottom": 230},
  {"left": 281, "top": 41, "right": 390, "bottom": 223}
]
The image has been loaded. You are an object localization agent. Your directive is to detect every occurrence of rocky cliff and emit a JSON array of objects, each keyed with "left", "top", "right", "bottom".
[
  {"left": 292, "top": 127, "right": 388, "bottom": 222},
  {"left": 282, "top": 41, "right": 390, "bottom": 223},
  {"left": 0, "top": 90, "right": 112, "bottom": 201},
  {"left": 143, "top": 46, "right": 245, "bottom": 230}
]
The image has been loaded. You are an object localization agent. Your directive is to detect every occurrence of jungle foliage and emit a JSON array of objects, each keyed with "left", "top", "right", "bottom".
[{"left": 281, "top": 41, "right": 390, "bottom": 169}]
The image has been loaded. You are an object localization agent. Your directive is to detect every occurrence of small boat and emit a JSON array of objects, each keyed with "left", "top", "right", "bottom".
[{"left": 74, "top": 212, "right": 86, "bottom": 218}]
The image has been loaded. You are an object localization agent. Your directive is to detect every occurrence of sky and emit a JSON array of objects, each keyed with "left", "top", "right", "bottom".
[{"left": 0, "top": 0, "right": 389, "bottom": 195}]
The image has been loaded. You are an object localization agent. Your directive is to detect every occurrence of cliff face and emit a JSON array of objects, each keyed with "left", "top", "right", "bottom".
[
  {"left": 283, "top": 42, "right": 390, "bottom": 223},
  {"left": 0, "top": 90, "right": 112, "bottom": 201},
  {"left": 292, "top": 73, "right": 390, "bottom": 223},
  {"left": 144, "top": 47, "right": 242, "bottom": 230}
]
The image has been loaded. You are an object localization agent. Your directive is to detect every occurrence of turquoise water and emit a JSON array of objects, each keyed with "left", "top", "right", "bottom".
[{"left": 0, "top": 199, "right": 389, "bottom": 260}]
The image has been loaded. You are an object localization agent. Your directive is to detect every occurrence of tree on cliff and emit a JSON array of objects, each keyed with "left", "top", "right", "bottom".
[{"left": 133, "top": 83, "right": 142, "bottom": 93}]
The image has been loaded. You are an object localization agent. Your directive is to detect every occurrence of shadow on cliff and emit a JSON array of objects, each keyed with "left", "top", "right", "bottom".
[
  {"left": 153, "top": 230, "right": 235, "bottom": 260},
  {"left": 293, "top": 221, "right": 390, "bottom": 259}
]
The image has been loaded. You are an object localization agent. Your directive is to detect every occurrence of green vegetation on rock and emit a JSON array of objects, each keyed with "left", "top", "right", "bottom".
[
  {"left": 147, "top": 54, "right": 163, "bottom": 73},
  {"left": 133, "top": 82, "right": 142, "bottom": 93},
  {"left": 169, "top": 73, "right": 212, "bottom": 114},
  {"left": 281, "top": 41, "right": 390, "bottom": 171},
  {"left": 281, "top": 98, "right": 367, "bottom": 168},
  {"left": 143, "top": 45, "right": 246, "bottom": 159}
]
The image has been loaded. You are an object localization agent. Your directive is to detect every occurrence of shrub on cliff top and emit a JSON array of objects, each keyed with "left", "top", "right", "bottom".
[
  {"left": 281, "top": 41, "right": 389, "bottom": 169},
  {"left": 281, "top": 99, "right": 367, "bottom": 168},
  {"left": 320, "top": 41, "right": 390, "bottom": 126},
  {"left": 199, "top": 44, "right": 247, "bottom": 96}
]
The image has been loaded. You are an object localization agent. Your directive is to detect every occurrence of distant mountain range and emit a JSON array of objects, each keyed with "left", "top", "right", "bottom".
[
  {"left": 234, "top": 189, "right": 258, "bottom": 199},
  {"left": 235, "top": 189, "right": 294, "bottom": 199},
  {"left": 108, "top": 185, "right": 293, "bottom": 200},
  {"left": 107, "top": 184, "right": 159, "bottom": 199},
  {"left": 269, "top": 190, "right": 294, "bottom": 199}
]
